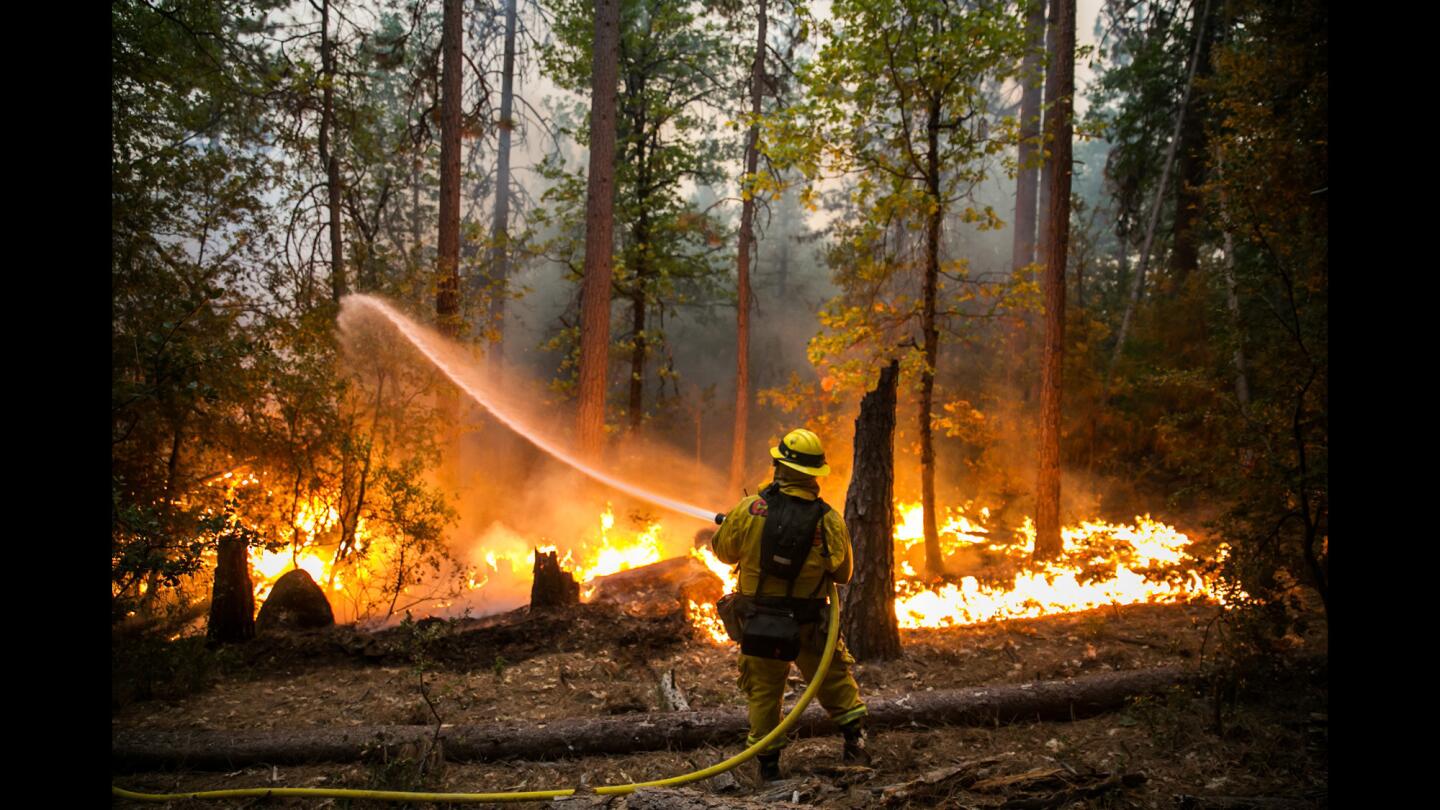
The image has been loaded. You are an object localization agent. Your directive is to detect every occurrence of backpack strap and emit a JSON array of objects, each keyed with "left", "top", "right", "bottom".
[
  {"left": 808, "top": 506, "right": 832, "bottom": 599},
  {"left": 753, "top": 483, "right": 779, "bottom": 598}
]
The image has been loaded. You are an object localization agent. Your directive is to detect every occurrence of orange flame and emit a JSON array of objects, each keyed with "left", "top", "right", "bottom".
[{"left": 889, "top": 505, "right": 1223, "bottom": 628}]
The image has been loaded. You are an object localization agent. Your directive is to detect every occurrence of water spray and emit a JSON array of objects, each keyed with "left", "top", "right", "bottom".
[{"left": 342, "top": 295, "right": 722, "bottom": 524}]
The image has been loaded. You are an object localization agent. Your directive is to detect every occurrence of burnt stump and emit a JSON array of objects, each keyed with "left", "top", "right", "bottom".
[{"left": 256, "top": 569, "right": 335, "bottom": 634}]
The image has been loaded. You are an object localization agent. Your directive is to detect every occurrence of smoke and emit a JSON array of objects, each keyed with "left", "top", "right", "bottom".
[{"left": 337, "top": 294, "right": 733, "bottom": 620}]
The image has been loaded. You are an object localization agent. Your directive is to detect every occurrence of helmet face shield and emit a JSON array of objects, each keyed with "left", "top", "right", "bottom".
[{"left": 770, "top": 428, "right": 831, "bottom": 476}]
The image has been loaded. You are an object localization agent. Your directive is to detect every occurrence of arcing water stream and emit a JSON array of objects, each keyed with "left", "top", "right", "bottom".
[{"left": 340, "top": 294, "right": 719, "bottom": 524}]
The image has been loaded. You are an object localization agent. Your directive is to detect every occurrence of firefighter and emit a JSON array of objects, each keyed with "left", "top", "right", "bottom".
[{"left": 711, "top": 428, "right": 870, "bottom": 781}]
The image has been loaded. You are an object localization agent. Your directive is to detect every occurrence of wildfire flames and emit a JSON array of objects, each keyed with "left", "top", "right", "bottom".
[
  {"left": 681, "top": 503, "right": 1222, "bottom": 644},
  {"left": 888, "top": 503, "right": 1221, "bottom": 628},
  {"left": 212, "top": 463, "right": 1220, "bottom": 638}
]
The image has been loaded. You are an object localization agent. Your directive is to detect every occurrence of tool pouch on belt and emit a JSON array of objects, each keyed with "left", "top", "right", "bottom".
[
  {"left": 715, "top": 592, "right": 751, "bottom": 643},
  {"left": 739, "top": 603, "right": 802, "bottom": 661}
]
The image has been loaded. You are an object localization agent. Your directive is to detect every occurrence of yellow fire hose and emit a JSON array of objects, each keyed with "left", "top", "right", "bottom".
[{"left": 113, "top": 582, "right": 841, "bottom": 803}]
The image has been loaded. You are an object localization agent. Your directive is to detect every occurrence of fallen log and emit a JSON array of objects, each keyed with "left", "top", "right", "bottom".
[
  {"left": 1174, "top": 796, "right": 1320, "bottom": 810},
  {"left": 589, "top": 556, "right": 723, "bottom": 617},
  {"left": 114, "top": 664, "right": 1201, "bottom": 771}
]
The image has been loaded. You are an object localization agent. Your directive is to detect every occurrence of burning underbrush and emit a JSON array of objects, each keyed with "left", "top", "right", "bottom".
[
  {"left": 181, "top": 462, "right": 1225, "bottom": 641},
  {"left": 687, "top": 502, "right": 1226, "bottom": 643},
  {"left": 225, "top": 487, "right": 1228, "bottom": 639}
]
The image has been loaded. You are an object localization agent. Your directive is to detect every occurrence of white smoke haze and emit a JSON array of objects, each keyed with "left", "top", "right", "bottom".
[{"left": 338, "top": 294, "right": 734, "bottom": 620}]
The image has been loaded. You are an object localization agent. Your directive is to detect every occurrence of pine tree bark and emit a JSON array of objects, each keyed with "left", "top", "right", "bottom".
[
  {"left": 841, "top": 360, "right": 901, "bottom": 661},
  {"left": 577, "top": 0, "right": 622, "bottom": 460},
  {"left": 486, "top": 0, "right": 518, "bottom": 368},
  {"left": 435, "top": 0, "right": 463, "bottom": 339},
  {"left": 728, "top": 0, "right": 768, "bottom": 496},
  {"left": 1034, "top": 0, "right": 1074, "bottom": 561},
  {"left": 920, "top": 94, "right": 943, "bottom": 576},
  {"left": 206, "top": 533, "right": 255, "bottom": 645}
]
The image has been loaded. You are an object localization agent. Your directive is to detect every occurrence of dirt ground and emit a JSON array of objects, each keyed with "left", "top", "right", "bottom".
[{"left": 112, "top": 599, "right": 1327, "bottom": 808}]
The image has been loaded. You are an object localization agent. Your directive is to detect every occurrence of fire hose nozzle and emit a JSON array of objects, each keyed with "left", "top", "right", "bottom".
[{"left": 714, "top": 513, "right": 726, "bottom": 525}]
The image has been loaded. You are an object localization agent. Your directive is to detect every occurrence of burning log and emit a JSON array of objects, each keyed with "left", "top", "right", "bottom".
[
  {"left": 590, "top": 556, "right": 723, "bottom": 616},
  {"left": 530, "top": 548, "right": 580, "bottom": 608},
  {"left": 256, "top": 569, "right": 333, "bottom": 634},
  {"left": 113, "top": 664, "right": 1205, "bottom": 770}
]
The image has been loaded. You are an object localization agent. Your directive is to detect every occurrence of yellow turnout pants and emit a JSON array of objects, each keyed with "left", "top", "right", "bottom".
[{"left": 738, "top": 622, "right": 867, "bottom": 752}]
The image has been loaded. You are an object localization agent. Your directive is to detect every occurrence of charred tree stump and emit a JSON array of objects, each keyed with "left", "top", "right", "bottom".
[
  {"left": 530, "top": 548, "right": 579, "bottom": 608},
  {"left": 842, "top": 359, "right": 902, "bottom": 660},
  {"left": 112, "top": 664, "right": 1212, "bottom": 770},
  {"left": 657, "top": 669, "right": 691, "bottom": 711},
  {"left": 206, "top": 533, "right": 255, "bottom": 645},
  {"left": 256, "top": 569, "right": 334, "bottom": 634}
]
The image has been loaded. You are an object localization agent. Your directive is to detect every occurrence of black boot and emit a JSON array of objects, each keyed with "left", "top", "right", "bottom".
[
  {"left": 840, "top": 718, "right": 872, "bottom": 766},
  {"left": 757, "top": 752, "right": 782, "bottom": 781}
]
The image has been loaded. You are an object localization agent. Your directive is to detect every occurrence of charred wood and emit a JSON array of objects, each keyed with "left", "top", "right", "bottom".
[
  {"left": 530, "top": 548, "right": 579, "bottom": 608},
  {"left": 589, "top": 556, "right": 722, "bottom": 612},
  {"left": 657, "top": 669, "right": 691, "bottom": 712},
  {"left": 842, "top": 359, "right": 902, "bottom": 660},
  {"left": 206, "top": 533, "right": 255, "bottom": 644},
  {"left": 256, "top": 569, "right": 334, "bottom": 634}
]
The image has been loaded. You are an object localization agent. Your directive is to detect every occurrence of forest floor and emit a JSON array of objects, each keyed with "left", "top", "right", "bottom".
[{"left": 112, "top": 596, "right": 1327, "bottom": 809}]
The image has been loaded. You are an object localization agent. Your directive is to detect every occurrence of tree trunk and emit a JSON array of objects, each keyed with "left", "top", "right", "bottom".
[
  {"left": 841, "top": 359, "right": 901, "bottom": 661},
  {"left": 486, "top": 0, "right": 519, "bottom": 369},
  {"left": 530, "top": 549, "right": 579, "bottom": 609},
  {"left": 1034, "top": 0, "right": 1074, "bottom": 562},
  {"left": 205, "top": 533, "right": 255, "bottom": 645},
  {"left": 1168, "top": 0, "right": 1216, "bottom": 289},
  {"left": 1011, "top": 0, "right": 1045, "bottom": 275},
  {"left": 410, "top": 157, "right": 422, "bottom": 261},
  {"left": 141, "top": 425, "right": 186, "bottom": 616},
  {"left": 435, "top": 0, "right": 464, "bottom": 339},
  {"left": 920, "top": 95, "right": 943, "bottom": 577},
  {"left": 1215, "top": 151, "right": 1249, "bottom": 411},
  {"left": 728, "top": 0, "right": 768, "bottom": 496},
  {"left": 113, "top": 664, "right": 1212, "bottom": 769},
  {"left": 626, "top": 111, "right": 651, "bottom": 433},
  {"left": 629, "top": 286, "right": 647, "bottom": 431},
  {"left": 1019, "top": 0, "right": 1057, "bottom": 410},
  {"left": 577, "top": 0, "right": 622, "bottom": 460},
  {"left": 320, "top": 0, "right": 346, "bottom": 303},
  {"left": 1109, "top": 0, "right": 1212, "bottom": 375},
  {"left": 1034, "top": 0, "right": 1057, "bottom": 274}
]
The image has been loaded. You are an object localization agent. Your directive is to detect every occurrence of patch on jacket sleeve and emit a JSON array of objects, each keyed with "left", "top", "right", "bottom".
[{"left": 749, "top": 498, "right": 768, "bottom": 516}]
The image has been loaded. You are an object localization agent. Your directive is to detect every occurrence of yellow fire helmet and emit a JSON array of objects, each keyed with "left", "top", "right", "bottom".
[{"left": 770, "top": 428, "right": 831, "bottom": 477}]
